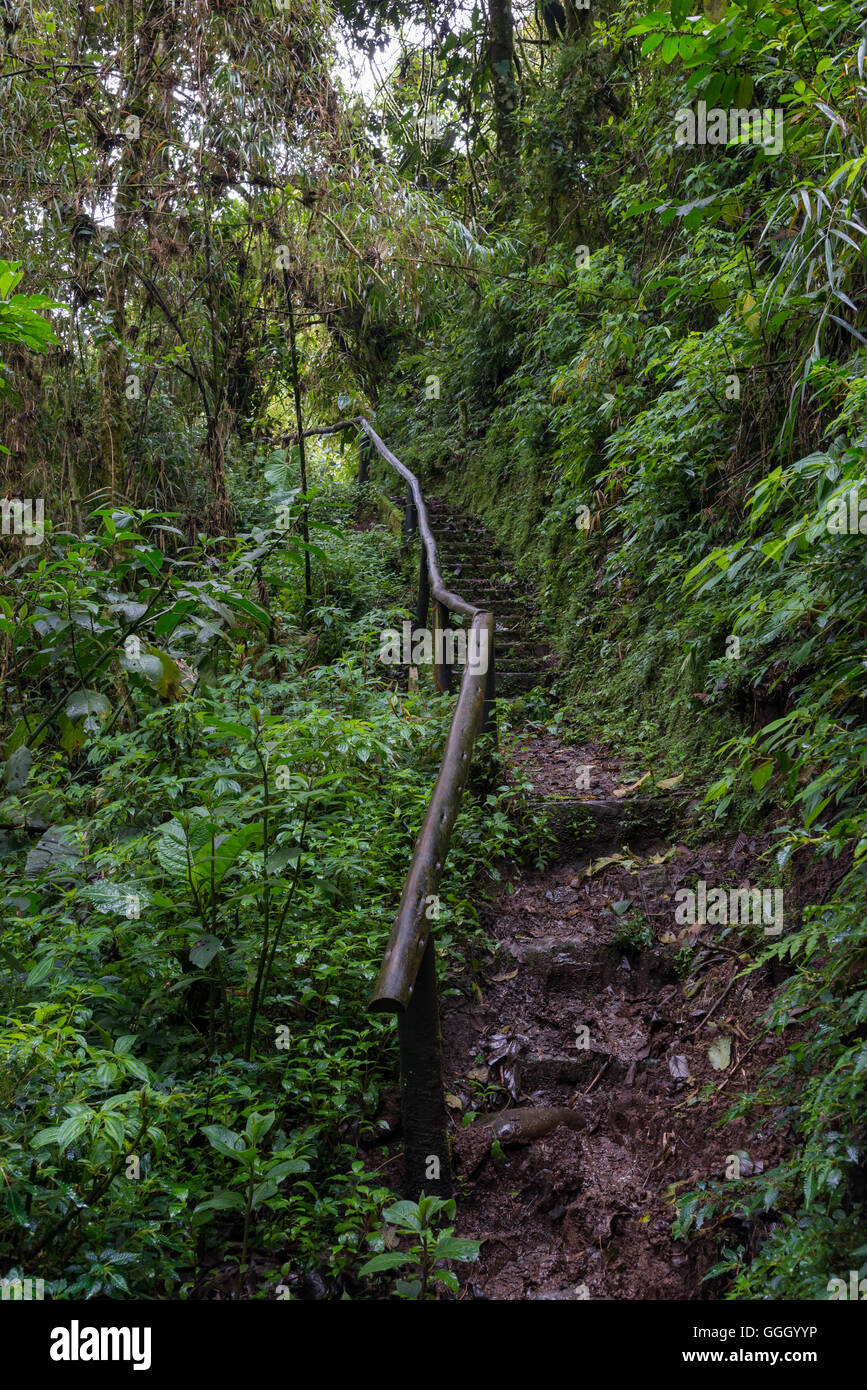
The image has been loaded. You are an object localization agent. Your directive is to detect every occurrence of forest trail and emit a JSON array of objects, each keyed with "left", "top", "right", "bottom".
[
  {"left": 422, "top": 496, "right": 559, "bottom": 696},
  {"left": 441, "top": 749, "right": 806, "bottom": 1301},
  {"left": 3, "top": 0, "right": 863, "bottom": 1326},
  {"left": 412, "top": 500, "right": 808, "bottom": 1301}
]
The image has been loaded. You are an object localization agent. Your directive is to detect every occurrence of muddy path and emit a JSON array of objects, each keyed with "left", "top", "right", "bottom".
[
  {"left": 369, "top": 496, "right": 817, "bottom": 1301},
  {"left": 439, "top": 736, "right": 808, "bottom": 1301}
]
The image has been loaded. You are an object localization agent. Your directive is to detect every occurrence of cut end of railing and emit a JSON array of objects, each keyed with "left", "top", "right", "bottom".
[
  {"left": 369, "top": 995, "right": 404, "bottom": 1016},
  {"left": 370, "top": 951, "right": 416, "bottom": 1014},
  {"left": 327, "top": 416, "right": 495, "bottom": 1197}
]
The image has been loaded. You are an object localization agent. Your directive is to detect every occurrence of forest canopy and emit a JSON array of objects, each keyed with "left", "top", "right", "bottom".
[{"left": 0, "top": 0, "right": 865, "bottom": 1316}]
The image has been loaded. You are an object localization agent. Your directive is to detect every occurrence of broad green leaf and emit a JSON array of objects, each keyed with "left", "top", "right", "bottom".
[
  {"left": 251, "top": 1181, "right": 280, "bottom": 1208},
  {"left": 65, "top": 690, "right": 111, "bottom": 722},
  {"left": 359, "top": 1251, "right": 413, "bottom": 1274},
  {"left": 26, "top": 825, "right": 81, "bottom": 878},
  {"left": 32, "top": 1126, "right": 61, "bottom": 1148},
  {"left": 189, "top": 933, "right": 222, "bottom": 968},
  {"left": 433, "top": 1235, "right": 481, "bottom": 1262},
  {"left": 202, "top": 1125, "right": 252, "bottom": 1161},
  {"left": 3, "top": 744, "right": 31, "bottom": 792},
  {"left": 245, "top": 1110, "right": 275, "bottom": 1144},
  {"left": 195, "top": 1190, "right": 246, "bottom": 1213},
  {"left": 56, "top": 1114, "right": 91, "bottom": 1148},
  {"left": 266, "top": 1159, "right": 310, "bottom": 1182},
  {"left": 751, "top": 761, "right": 774, "bottom": 792},
  {"left": 382, "top": 1199, "right": 423, "bottom": 1231},
  {"left": 155, "top": 811, "right": 213, "bottom": 880},
  {"left": 102, "top": 1113, "right": 126, "bottom": 1147},
  {"left": 192, "top": 823, "right": 263, "bottom": 893},
  {"left": 25, "top": 956, "right": 54, "bottom": 989}
]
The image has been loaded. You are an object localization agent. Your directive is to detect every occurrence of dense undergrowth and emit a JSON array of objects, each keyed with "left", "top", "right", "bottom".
[
  {"left": 367, "top": 1, "right": 867, "bottom": 1299},
  {"left": 1, "top": 0, "right": 866, "bottom": 1303},
  {"left": 0, "top": 457, "right": 551, "bottom": 1298}
]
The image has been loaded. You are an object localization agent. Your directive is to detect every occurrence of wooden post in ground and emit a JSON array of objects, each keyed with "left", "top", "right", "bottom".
[
  {"left": 403, "top": 481, "right": 417, "bottom": 542},
  {"left": 434, "top": 600, "right": 452, "bottom": 693},
  {"left": 397, "top": 935, "right": 453, "bottom": 1198},
  {"left": 358, "top": 431, "right": 370, "bottom": 485},
  {"left": 480, "top": 628, "right": 497, "bottom": 744}
]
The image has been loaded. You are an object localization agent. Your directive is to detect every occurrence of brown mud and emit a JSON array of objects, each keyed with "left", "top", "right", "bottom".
[
  {"left": 366, "top": 499, "right": 833, "bottom": 1302},
  {"left": 437, "top": 738, "right": 815, "bottom": 1301}
]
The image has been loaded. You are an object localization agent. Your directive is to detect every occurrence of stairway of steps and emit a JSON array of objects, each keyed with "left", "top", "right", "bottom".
[
  {"left": 440, "top": 788, "right": 686, "bottom": 1300},
  {"left": 437, "top": 768, "right": 798, "bottom": 1300},
  {"left": 372, "top": 482, "right": 795, "bottom": 1301},
  {"left": 422, "top": 497, "right": 558, "bottom": 697}
]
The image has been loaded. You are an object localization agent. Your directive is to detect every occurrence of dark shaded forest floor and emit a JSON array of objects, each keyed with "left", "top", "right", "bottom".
[
  {"left": 435, "top": 728, "right": 846, "bottom": 1300},
  {"left": 363, "top": 498, "right": 840, "bottom": 1301}
]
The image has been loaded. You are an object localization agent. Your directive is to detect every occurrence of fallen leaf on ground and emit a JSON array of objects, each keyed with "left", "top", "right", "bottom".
[
  {"left": 578, "top": 853, "right": 630, "bottom": 878},
  {"left": 612, "top": 771, "right": 652, "bottom": 798}
]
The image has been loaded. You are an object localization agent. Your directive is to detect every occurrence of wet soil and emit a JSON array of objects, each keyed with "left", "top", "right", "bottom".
[
  {"left": 362, "top": 500, "right": 834, "bottom": 1302},
  {"left": 437, "top": 738, "right": 810, "bottom": 1301}
]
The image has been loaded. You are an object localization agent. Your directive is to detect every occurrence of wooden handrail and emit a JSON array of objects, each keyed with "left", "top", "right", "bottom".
[
  {"left": 358, "top": 420, "right": 483, "bottom": 623},
  {"left": 371, "top": 607, "right": 494, "bottom": 1012},
  {"left": 296, "top": 416, "right": 497, "bottom": 1195}
]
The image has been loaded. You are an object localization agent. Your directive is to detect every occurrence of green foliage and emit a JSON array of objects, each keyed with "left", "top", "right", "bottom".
[
  {"left": 370, "top": 0, "right": 867, "bottom": 1299},
  {"left": 609, "top": 904, "right": 654, "bottom": 957},
  {"left": 0, "top": 469, "right": 545, "bottom": 1297},
  {"left": 360, "top": 1193, "right": 480, "bottom": 1299},
  {"left": 0, "top": 260, "right": 59, "bottom": 395}
]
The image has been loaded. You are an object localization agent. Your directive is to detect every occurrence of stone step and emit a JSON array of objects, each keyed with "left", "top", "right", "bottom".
[
  {"left": 453, "top": 653, "right": 555, "bottom": 669},
  {"left": 495, "top": 934, "right": 678, "bottom": 996},
  {"left": 422, "top": 498, "right": 553, "bottom": 701},
  {"left": 494, "top": 676, "right": 542, "bottom": 692},
  {"left": 453, "top": 633, "right": 546, "bottom": 648},
  {"left": 454, "top": 659, "right": 544, "bottom": 673},
  {"left": 518, "top": 1048, "right": 630, "bottom": 1092}
]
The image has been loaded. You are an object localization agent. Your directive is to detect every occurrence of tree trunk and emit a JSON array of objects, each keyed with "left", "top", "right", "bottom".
[
  {"left": 98, "top": 0, "right": 137, "bottom": 504},
  {"left": 99, "top": 0, "right": 169, "bottom": 505},
  {"left": 284, "top": 282, "right": 312, "bottom": 615},
  {"left": 488, "top": 0, "right": 519, "bottom": 168},
  {"left": 205, "top": 408, "right": 233, "bottom": 536}
]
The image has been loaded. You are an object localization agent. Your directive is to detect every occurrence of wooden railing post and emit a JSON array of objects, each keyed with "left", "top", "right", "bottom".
[
  {"left": 409, "top": 547, "right": 430, "bottom": 694},
  {"left": 397, "top": 935, "right": 452, "bottom": 1198},
  {"left": 433, "top": 600, "right": 452, "bottom": 694},
  {"left": 403, "top": 481, "right": 418, "bottom": 542},
  {"left": 480, "top": 629, "right": 497, "bottom": 746},
  {"left": 415, "top": 545, "right": 430, "bottom": 633}
]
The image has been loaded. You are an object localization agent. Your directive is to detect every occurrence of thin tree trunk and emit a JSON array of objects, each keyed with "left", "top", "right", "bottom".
[
  {"left": 488, "top": 0, "right": 519, "bottom": 169},
  {"left": 99, "top": 0, "right": 138, "bottom": 503},
  {"left": 205, "top": 408, "right": 233, "bottom": 535},
  {"left": 283, "top": 277, "right": 312, "bottom": 615}
]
